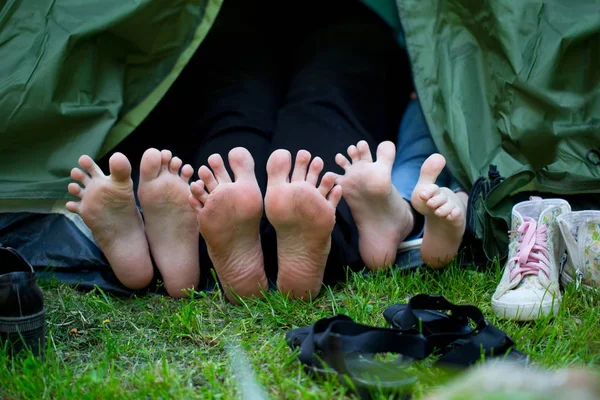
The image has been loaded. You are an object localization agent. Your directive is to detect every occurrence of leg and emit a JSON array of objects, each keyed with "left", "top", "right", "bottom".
[
  {"left": 186, "top": 0, "right": 285, "bottom": 301},
  {"left": 66, "top": 154, "right": 153, "bottom": 290},
  {"left": 266, "top": 0, "right": 412, "bottom": 292},
  {"left": 189, "top": 0, "right": 285, "bottom": 193},
  {"left": 391, "top": 99, "right": 457, "bottom": 211}
]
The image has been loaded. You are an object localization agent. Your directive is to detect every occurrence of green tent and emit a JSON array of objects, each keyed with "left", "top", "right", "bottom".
[{"left": 1, "top": 0, "right": 598, "bottom": 262}]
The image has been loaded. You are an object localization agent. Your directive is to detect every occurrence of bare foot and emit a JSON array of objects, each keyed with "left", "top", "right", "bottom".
[
  {"left": 264, "top": 149, "right": 342, "bottom": 301},
  {"left": 66, "top": 153, "right": 153, "bottom": 289},
  {"left": 334, "top": 141, "right": 414, "bottom": 270},
  {"left": 411, "top": 154, "right": 467, "bottom": 269},
  {"left": 188, "top": 147, "right": 267, "bottom": 304},
  {"left": 137, "top": 149, "right": 199, "bottom": 297}
]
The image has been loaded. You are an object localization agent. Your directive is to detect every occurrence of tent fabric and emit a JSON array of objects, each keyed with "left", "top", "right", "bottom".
[
  {"left": 396, "top": 0, "right": 600, "bottom": 259},
  {"left": 0, "top": 0, "right": 222, "bottom": 201},
  {"left": 0, "top": 0, "right": 398, "bottom": 204}
]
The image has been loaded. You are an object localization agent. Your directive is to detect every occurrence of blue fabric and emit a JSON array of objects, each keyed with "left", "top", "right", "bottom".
[{"left": 392, "top": 99, "right": 463, "bottom": 239}]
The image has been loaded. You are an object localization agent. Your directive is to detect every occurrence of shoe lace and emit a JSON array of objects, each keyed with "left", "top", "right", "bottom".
[{"left": 508, "top": 217, "right": 550, "bottom": 280}]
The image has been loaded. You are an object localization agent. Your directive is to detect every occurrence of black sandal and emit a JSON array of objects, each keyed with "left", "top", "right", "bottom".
[
  {"left": 286, "top": 294, "right": 528, "bottom": 399},
  {"left": 286, "top": 314, "right": 430, "bottom": 398},
  {"left": 383, "top": 294, "right": 528, "bottom": 366}
]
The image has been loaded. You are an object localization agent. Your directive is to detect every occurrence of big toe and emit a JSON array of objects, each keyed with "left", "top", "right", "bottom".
[
  {"left": 375, "top": 141, "right": 396, "bottom": 166},
  {"left": 267, "top": 149, "right": 292, "bottom": 185},
  {"left": 140, "top": 148, "right": 162, "bottom": 181},
  {"left": 109, "top": 152, "right": 132, "bottom": 183},
  {"left": 228, "top": 147, "right": 256, "bottom": 181},
  {"left": 417, "top": 153, "right": 446, "bottom": 186}
]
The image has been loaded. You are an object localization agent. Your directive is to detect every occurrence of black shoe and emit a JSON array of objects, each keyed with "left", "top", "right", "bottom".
[{"left": 0, "top": 245, "right": 45, "bottom": 358}]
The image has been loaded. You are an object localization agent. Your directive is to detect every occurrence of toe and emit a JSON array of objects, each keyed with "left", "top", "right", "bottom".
[
  {"left": 419, "top": 184, "right": 440, "bottom": 201},
  {"left": 159, "top": 150, "right": 173, "bottom": 175},
  {"left": 169, "top": 157, "right": 183, "bottom": 175},
  {"left": 70, "top": 168, "right": 90, "bottom": 185},
  {"left": 78, "top": 155, "right": 103, "bottom": 178},
  {"left": 160, "top": 149, "right": 172, "bottom": 168},
  {"left": 448, "top": 207, "right": 462, "bottom": 220},
  {"left": 306, "top": 156, "right": 324, "bottom": 186},
  {"left": 188, "top": 193, "right": 203, "bottom": 212},
  {"left": 375, "top": 141, "right": 396, "bottom": 167},
  {"left": 318, "top": 172, "right": 336, "bottom": 197},
  {"left": 327, "top": 185, "right": 343, "bottom": 208},
  {"left": 266, "top": 149, "right": 292, "bottom": 186},
  {"left": 416, "top": 154, "right": 446, "bottom": 186},
  {"left": 180, "top": 164, "right": 194, "bottom": 182},
  {"left": 347, "top": 145, "right": 360, "bottom": 163},
  {"left": 434, "top": 201, "right": 455, "bottom": 217},
  {"left": 108, "top": 152, "right": 132, "bottom": 183},
  {"left": 190, "top": 180, "right": 208, "bottom": 208},
  {"left": 328, "top": 172, "right": 342, "bottom": 185},
  {"left": 65, "top": 201, "right": 80, "bottom": 214},
  {"left": 291, "top": 150, "right": 311, "bottom": 182},
  {"left": 228, "top": 147, "right": 256, "bottom": 182},
  {"left": 357, "top": 141, "right": 373, "bottom": 162},
  {"left": 198, "top": 166, "right": 218, "bottom": 192},
  {"left": 68, "top": 183, "right": 83, "bottom": 198},
  {"left": 208, "top": 154, "right": 232, "bottom": 184},
  {"left": 140, "top": 148, "right": 162, "bottom": 181},
  {"left": 335, "top": 153, "right": 351, "bottom": 171},
  {"left": 427, "top": 192, "right": 448, "bottom": 209}
]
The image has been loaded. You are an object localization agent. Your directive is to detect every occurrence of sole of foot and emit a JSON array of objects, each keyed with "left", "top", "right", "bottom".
[
  {"left": 264, "top": 149, "right": 342, "bottom": 301},
  {"left": 334, "top": 140, "right": 414, "bottom": 270},
  {"left": 411, "top": 153, "right": 467, "bottom": 269},
  {"left": 189, "top": 147, "right": 267, "bottom": 304},
  {"left": 137, "top": 148, "right": 199, "bottom": 298},
  {"left": 66, "top": 153, "right": 153, "bottom": 289}
]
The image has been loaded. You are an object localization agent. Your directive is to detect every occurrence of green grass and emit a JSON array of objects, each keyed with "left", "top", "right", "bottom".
[{"left": 1, "top": 261, "right": 599, "bottom": 399}]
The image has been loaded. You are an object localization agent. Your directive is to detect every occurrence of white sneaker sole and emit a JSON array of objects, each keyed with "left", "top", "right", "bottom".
[
  {"left": 491, "top": 298, "right": 560, "bottom": 321},
  {"left": 397, "top": 238, "right": 422, "bottom": 253}
]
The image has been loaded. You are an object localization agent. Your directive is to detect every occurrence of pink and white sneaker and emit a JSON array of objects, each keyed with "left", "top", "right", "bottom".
[{"left": 492, "top": 197, "right": 571, "bottom": 321}]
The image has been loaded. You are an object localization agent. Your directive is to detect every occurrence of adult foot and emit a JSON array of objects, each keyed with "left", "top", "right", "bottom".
[
  {"left": 334, "top": 141, "right": 414, "bottom": 270},
  {"left": 189, "top": 147, "right": 267, "bottom": 303},
  {"left": 138, "top": 149, "right": 199, "bottom": 297},
  {"left": 411, "top": 154, "right": 467, "bottom": 268},
  {"left": 265, "top": 149, "right": 342, "bottom": 301},
  {"left": 66, "top": 153, "right": 153, "bottom": 289}
]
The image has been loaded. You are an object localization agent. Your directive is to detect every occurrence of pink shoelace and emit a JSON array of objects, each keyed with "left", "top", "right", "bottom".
[{"left": 508, "top": 216, "right": 551, "bottom": 280}]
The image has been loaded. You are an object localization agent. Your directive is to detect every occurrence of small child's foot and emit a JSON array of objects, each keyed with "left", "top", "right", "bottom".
[
  {"left": 189, "top": 147, "right": 267, "bottom": 304},
  {"left": 138, "top": 149, "right": 200, "bottom": 297},
  {"left": 66, "top": 153, "right": 153, "bottom": 289},
  {"left": 411, "top": 154, "right": 467, "bottom": 268},
  {"left": 334, "top": 141, "right": 414, "bottom": 270},
  {"left": 265, "top": 149, "right": 342, "bottom": 300}
]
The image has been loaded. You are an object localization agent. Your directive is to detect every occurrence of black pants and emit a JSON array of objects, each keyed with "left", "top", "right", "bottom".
[{"left": 104, "top": 0, "right": 412, "bottom": 287}]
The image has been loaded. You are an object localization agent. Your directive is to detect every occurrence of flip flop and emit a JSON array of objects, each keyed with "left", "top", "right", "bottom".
[
  {"left": 383, "top": 294, "right": 528, "bottom": 366},
  {"left": 287, "top": 295, "right": 528, "bottom": 399},
  {"left": 286, "top": 314, "right": 430, "bottom": 398}
]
